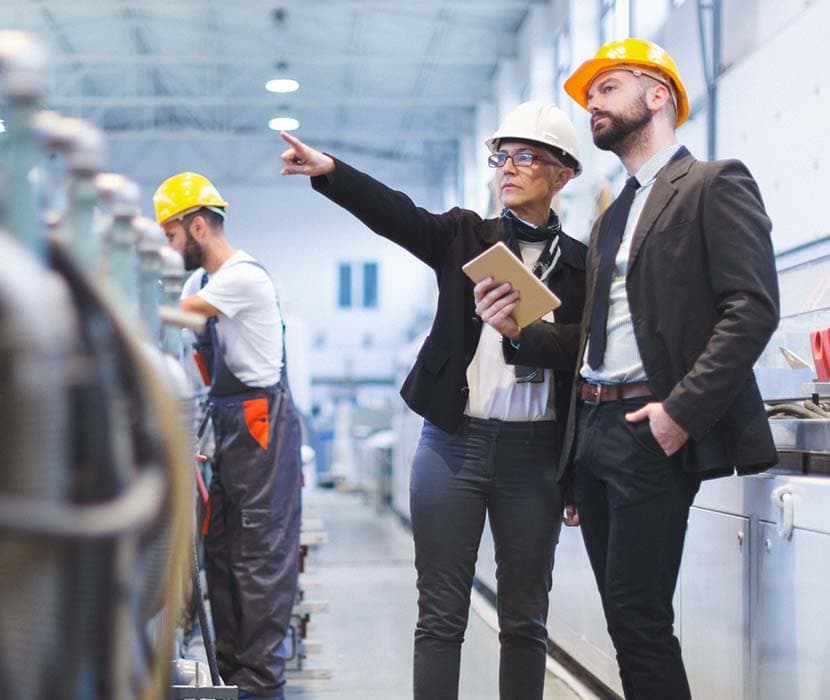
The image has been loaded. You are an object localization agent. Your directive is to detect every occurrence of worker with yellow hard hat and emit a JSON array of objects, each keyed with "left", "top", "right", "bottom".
[
  {"left": 153, "top": 172, "right": 301, "bottom": 700},
  {"left": 557, "top": 38, "right": 779, "bottom": 699},
  {"left": 153, "top": 172, "right": 229, "bottom": 270},
  {"left": 153, "top": 171, "right": 229, "bottom": 225}
]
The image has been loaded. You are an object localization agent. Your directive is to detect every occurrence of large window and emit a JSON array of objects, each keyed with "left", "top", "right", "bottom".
[
  {"left": 337, "top": 263, "right": 352, "bottom": 308},
  {"left": 337, "top": 261, "right": 380, "bottom": 310},
  {"left": 362, "top": 262, "right": 378, "bottom": 309}
]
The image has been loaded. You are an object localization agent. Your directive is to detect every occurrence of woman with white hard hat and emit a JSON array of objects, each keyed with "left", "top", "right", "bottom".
[{"left": 281, "top": 102, "right": 587, "bottom": 700}]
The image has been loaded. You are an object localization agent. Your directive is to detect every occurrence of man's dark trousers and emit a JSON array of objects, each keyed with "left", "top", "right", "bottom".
[{"left": 573, "top": 395, "right": 700, "bottom": 700}]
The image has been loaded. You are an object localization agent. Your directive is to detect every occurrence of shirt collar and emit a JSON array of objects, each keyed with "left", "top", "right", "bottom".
[{"left": 633, "top": 143, "right": 683, "bottom": 189}]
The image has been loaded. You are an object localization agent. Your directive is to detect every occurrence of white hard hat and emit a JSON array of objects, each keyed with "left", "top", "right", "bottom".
[{"left": 485, "top": 101, "right": 582, "bottom": 176}]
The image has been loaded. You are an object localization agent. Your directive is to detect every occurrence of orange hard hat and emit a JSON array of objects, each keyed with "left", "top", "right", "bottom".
[{"left": 564, "top": 37, "right": 689, "bottom": 127}]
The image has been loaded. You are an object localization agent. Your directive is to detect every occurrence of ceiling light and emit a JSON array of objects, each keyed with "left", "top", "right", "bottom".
[
  {"left": 0, "top": 119, "right": 5, "bottom": 134},
  {"left": 266, "top": 78, "right": 299, "bottom": 93},
  {"left": 269, "top": 116, "right": 299, "bottom": 132}
]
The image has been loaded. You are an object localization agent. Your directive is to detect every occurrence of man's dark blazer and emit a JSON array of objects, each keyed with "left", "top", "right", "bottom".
[
  {"left": 556, "top": 146, "right": 779, "bottom": 483},
  {"left": 312, "top": 159, "right": 587, "bottom": 435}
]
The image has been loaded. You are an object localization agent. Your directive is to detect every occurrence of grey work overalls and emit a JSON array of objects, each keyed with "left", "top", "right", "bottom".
[{"left": 196, "top": 267, "right": 302, "bottom": 697}]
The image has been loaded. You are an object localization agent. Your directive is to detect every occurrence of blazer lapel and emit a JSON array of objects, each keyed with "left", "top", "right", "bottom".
[
  {"left": 628, "top": 147, "right": 694, "bottom": 269},
  {"left": 488, "top": 217, "right": 505, "bottom": 246},
  {"left": 582, "top": 217, "right": 603, "bottom": 344}
]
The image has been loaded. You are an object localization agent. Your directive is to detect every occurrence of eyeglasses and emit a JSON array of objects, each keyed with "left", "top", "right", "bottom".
[{"left": 488, "top": 151, "right": 562, "bottom": 169}]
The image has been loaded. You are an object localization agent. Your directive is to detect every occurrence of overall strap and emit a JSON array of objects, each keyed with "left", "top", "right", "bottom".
[{"left": 210, "top": 258, "right": 288, "bottom": 384}]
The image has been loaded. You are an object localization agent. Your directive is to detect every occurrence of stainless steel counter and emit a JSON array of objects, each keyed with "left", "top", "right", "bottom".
[
  {"left": 769, "top": 417, "right": 830, "bottom": 453},
  {"left": 769, "top": 417, "right": 830, "bottom": 474}
]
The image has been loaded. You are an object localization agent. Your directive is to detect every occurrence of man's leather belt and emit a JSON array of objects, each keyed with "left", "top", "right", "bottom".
[{"left": 578, "top": 380, "right": 655, "bottom": 404}]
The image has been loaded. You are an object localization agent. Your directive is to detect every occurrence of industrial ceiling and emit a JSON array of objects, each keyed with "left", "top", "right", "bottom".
[{"left": 0, "top": 0, "right": 545, "bottom": 185}]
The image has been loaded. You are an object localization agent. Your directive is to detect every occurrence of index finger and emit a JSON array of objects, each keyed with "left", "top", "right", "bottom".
[{"left": 280, "top": 131, "right": 304, "bottom": 149}]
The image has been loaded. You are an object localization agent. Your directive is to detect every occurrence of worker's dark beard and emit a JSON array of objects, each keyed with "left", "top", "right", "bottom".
[
  {"left": 181, "top": 226, "right": 204, "bottom": 271},
  {"left": 592, "top": 94, "right": 652, "bottom": 152}
]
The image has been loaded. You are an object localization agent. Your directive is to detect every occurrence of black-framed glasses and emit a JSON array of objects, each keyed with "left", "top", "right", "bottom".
[{"left": 488, "top": 151, "right": 562, "bottom": 168}]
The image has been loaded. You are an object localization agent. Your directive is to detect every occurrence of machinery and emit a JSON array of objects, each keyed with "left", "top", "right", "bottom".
[{"left": 0, "top": 31, "right": 232, "bottom": 700}]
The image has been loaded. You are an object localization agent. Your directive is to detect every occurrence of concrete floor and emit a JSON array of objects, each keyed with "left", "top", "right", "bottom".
[{"left": 285, "top": 485, "right": 584, "bottom": 700}]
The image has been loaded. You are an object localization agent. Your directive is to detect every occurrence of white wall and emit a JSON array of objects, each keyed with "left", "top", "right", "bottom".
[{"left": 716, "top": 0, "right": 830, "bottom": 254}]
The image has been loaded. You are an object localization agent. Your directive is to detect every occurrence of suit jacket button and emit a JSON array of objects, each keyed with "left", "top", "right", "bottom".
[{"left": 460, "top": 386, "right": 469, "bottom": 396}]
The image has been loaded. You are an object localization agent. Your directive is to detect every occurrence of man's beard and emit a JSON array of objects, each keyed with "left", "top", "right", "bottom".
[
  {"left": 182, "top": 228, "right": 204, "bottom": 271},
  {"left": 592, "top": 94, "right": 651, "bottom": 152}
]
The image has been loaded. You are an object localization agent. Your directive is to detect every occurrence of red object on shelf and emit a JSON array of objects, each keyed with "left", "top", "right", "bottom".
[{"left": 810, "top": 328, "right": 830, "bottom": 381}]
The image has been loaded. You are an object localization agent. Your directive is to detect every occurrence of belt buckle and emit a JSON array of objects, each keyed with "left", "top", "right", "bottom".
[{"left": 584, "top": 382, "right": 602, "bottom": 404}]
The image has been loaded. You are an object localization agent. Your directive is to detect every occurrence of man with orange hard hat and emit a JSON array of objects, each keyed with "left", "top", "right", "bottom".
[
  {"left": 154, "top": 172, "right": 302, "bottom": 700},
  {"left": 557, "top": 38, "right": 779, "bottom": 698}
]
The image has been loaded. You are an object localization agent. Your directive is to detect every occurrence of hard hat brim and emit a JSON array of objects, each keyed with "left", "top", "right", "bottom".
[
  {"left": 487, "top": 137, "right": 582, "bottom": 177},
  {"left": 564, "top": 57, "right": 623, "bottom": 110},
  {"left": 157, "top": 204, "right": 228, "bottom": 225}
]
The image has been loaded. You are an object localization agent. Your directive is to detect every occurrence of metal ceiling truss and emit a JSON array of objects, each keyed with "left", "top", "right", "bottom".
[{"left": 1, "top": 0, "right": 541, "bottom": 182}]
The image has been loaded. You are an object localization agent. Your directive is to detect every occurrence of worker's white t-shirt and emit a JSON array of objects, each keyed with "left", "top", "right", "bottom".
[
  {"left": 182, "top": 250, "right": 283, "bottom": 387},
  {"left": 464, "top": 240, "right": 556, "bottom": 422}
]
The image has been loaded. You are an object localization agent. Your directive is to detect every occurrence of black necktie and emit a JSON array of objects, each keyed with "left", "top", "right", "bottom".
[{"left": 587, "top": 176, "right": 640, "bottom": 370}]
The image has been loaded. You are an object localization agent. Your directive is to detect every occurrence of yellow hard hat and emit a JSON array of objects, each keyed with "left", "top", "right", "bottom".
[
  {"left": 564, "top": 37, "right": 689, "bottom": 127},
  {"left": 152, "top": 171, "right": 228, "bottom": 224}
]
